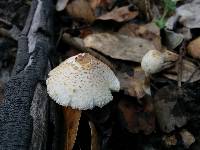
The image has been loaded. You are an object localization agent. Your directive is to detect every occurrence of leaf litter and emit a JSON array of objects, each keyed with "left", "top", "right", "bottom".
[
  {"left": 54, "top": 0, "right": 200, "bottom": 148},
  {"left": 2, "top": 0, "right": 200, "bottom": 149}
]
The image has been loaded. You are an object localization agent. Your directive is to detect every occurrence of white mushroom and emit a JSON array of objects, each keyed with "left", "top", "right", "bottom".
[
  {"left": 46, "top": 53, "right": 120, "bottom": 110},
  {"left": 141, "top": 50, "right": 178, "bottom": 75}
]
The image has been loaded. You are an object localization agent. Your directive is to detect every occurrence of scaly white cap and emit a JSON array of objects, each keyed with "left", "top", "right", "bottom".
[{"left": 46, "top": 53, "right": 120, "bottom": 110}]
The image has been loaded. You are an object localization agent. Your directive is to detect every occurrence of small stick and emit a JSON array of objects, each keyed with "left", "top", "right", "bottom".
[
  {"left": 0, "top": 28, "right": 12, "bottom": 38},
  {"left": 62, "top": 33, "right": 116, "bottom": 71},
  {"left": 177, "top": 41, "right": 186, "bottom": 87},
  {"left": 0, "top": 18, "right": 12, "bottom": 27}
]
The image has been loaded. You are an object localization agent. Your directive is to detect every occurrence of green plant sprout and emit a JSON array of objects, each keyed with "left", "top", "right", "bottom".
[{"left": 155, "top": 0, "right": 177, "bottom": 29}]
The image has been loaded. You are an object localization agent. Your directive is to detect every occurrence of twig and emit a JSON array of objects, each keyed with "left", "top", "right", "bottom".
[
  {"left": 0, "top": 18, "right": 12, "bottom": 28},
  {"left": 0, "top": 26, "right": 21, "bottom": 41},
  {"left": 0, "top": 28, "right": 12, "bottom": 39},
  {"left": 55, "top": 28, "right": 64, "bottom": 49},
  {"left": 62, "top": 33, "right": 116, "bottom": 71},
  {"left": 177, "top": 41, "right": 186, "bottom": 88}
]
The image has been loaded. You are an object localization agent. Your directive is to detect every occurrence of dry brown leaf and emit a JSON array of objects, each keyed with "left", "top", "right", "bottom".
[
  {"left": 66, "top": 0, "right": 96, "bottom": 23},
  {"left": 89, "top": 0, "right": 115, "bottom": 11},
  {"left": 187, "top": 37, "right": 200, "bottom": 59},
  {"left": 83, "top": 33, "right": 156, "bottom": 62},
  {"left": 118, "top": 96, "right": 155, "bottom": 134},
  {"left": 163, "top": 59, "right": 200, "bottom": 82},
  {"left": 97, "top": 5, "right": 138, "bottom": 22},
  {"left": 63, "top": 107, "right": 82, "bottom": 150},
  {"left": 56, "top": 0, "right": 69, "bottom": 11},
  {"left": 119, "top": 22, "right": 161, "bottom": 50},
  {"left": 117, "top": 66, "right": 150, "bottom": 98},
  {"left": 89, "top": 121, "right": 101, "bottom": 150}
]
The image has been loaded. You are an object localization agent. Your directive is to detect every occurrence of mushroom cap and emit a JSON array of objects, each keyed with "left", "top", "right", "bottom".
[
  {"left": 46, "top": 53, "right": 120, "bottom": 110},
  {"left": 141, "top": 50, "right": 164, "bottom": 74}
]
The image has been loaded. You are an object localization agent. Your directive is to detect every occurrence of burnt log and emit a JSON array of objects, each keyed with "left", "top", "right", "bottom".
[{"left": 0, "top": 0, "right": 55, "bottom": 149}]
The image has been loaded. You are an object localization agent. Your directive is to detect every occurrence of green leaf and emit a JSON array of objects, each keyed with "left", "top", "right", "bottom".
[
  {"left": 155, "top": 18, "right": 166, "bottom": 29},
  {"left": 155, "top": 0, "right": 176, "bottom": 29},
  {"left": 163, "top": 0, "right": 176, "bottom": 13}
]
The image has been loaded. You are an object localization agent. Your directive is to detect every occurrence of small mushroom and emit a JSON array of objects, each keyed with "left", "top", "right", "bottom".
[
  {"left": 141, "top": 50, "right": 178, "bottom": 75},
  {"left": 46, "top": 53, "right": 120, "bottom": 110}
]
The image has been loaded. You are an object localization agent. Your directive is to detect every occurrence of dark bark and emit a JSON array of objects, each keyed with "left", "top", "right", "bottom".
[{"left": 0, "top": 0, "right": 54, "bottom": 149}]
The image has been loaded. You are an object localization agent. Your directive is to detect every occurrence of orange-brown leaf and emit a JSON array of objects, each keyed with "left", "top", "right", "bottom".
[
  {"left": 66, "top": 0, "right": 96, "bottom": 23},
  {"left": 187, "top": 37, "right": 200, "bottom": 59},
  {"left": 63, "top": 107, "right": 82, "bottom": 150}
]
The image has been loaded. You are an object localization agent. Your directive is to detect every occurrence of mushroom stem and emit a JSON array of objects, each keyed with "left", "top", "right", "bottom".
[{"left": 62, "top": 33, "right": 116, "bottom": 71}]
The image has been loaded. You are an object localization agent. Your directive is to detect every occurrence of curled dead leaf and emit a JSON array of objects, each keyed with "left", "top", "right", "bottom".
[
  {"left": 63, "top": 107, "right": 82, "bottom": 150},
  {"left": 84, "top": 33, "right": 156, "bottom": 62},
  {"left": 97, "top": 5, "right": 138, "bottom": 22}
]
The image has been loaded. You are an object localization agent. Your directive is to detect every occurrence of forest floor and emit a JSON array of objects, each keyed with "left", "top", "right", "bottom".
[{"left": 0, "top": 0, "right": 200, "bottom": 150}]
